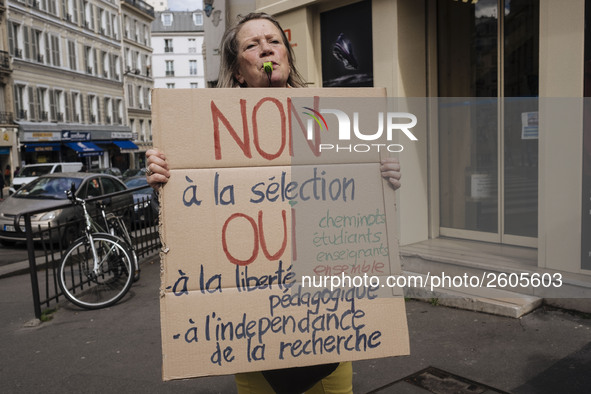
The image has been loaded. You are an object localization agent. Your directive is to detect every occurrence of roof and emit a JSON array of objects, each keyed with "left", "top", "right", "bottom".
[{"left": 152, "top": 10, "right": 205, "bottom": 33}]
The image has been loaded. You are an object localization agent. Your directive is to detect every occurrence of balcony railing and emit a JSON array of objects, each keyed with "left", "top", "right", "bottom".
[
  {"left": 164, "top": 47, "right": 174, "bottom": 53},
  {"left": 0, "top": 51, "right": 11, "bottom": 70},
  {"left": 0, "top": 112, "right": 14, "bottom": 124},
  {"left": 17, "top": 109, "right": 27, "bottom": 120},
  {"left": 56, "top": 112, "right": 64, "bottom": 122},
  {"left": 165, "top": 70, "right": 174, "bottom": 76},
  {"left": 122, "top": 0, "right": 154, "bottom": 18}
]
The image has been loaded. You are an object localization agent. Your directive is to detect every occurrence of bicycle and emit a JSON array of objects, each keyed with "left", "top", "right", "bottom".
[{"left": 57, "top": 186, "right": 140, "bottom": 309}]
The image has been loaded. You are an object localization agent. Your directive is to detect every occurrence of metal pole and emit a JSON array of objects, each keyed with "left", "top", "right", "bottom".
[{"left": 24, "top": 214, "right": 42, "bottom": 319}]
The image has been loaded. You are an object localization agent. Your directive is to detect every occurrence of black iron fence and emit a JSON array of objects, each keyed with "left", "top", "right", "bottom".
[
  {"left": 13, "top": 187, "right": 160, "bottom": 319},
  {"left": 0, "top": 111, "right": 13, "bottom": 124},
  {"left": 123, "top": 0, "right": 154, "bottom": 17},
  {"left": 0, "top": 50, "right": 10, "bottom": 70}
]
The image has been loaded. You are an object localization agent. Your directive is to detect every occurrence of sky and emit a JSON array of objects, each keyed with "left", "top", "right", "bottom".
[{"left": 168, "top": 0, "right": 202, "bottom": 11}]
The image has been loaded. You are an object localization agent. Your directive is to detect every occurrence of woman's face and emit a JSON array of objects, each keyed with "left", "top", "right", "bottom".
[{"left": 234, "top": 19, "right": 290, "bottom": 88}]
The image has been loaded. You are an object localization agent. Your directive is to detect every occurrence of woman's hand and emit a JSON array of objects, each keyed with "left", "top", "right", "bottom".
[
  {"left": 146, "top": 148, "right": 170, "bottom": 190},
  {"left": 380, "top": 157, "right": 401, "bottom": 190}
]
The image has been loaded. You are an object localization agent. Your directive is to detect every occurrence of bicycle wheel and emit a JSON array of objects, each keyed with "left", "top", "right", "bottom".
[{"left": 58, "top": 233, "right": 135, "bottom": 309}]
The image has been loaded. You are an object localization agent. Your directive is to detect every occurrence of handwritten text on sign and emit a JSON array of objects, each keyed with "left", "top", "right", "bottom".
[{"left": 154, "top": 88, "right": 409, "bottom": 380}]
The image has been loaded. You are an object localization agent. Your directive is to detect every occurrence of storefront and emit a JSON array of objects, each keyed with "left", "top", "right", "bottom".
[
  {"left": 17, "top": 124, "right": 138, "bottom": 172},
  {"left": 263, "top": 0, "right": 589, "bottom": 280},
  {"left": 0, "top": 127, "right": 19, "bottom": 187}
]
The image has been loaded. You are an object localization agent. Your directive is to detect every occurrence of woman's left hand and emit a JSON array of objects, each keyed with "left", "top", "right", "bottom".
[{"left": 380, "top": 157, "right": 401, "bottom": 190}]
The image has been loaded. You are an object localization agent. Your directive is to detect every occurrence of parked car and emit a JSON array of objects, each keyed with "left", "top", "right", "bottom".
[
  {"left": 89, "top": 167, "right": 123, "bottom": 178},
  {"left": 122, "top": 168, "right": 147, "bottom": 179},
  {"left": 0, "top": 172, "right": 132, "bottom": 246},
  {"left": 10, "top": 162, "right": 83, "bottom": 194},
  {"left": 124, "top": 176, "right": 158, "bottom": 224}
]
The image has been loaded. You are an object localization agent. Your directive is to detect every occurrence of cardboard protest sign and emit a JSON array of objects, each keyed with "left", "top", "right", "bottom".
[{"left": 153, "top": 88, "right": 410, "bottom": 380}]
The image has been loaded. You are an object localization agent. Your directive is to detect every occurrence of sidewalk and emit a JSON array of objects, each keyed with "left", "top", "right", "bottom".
[{"left": 1, "top": 256, "right": 590, "bottom": 393}]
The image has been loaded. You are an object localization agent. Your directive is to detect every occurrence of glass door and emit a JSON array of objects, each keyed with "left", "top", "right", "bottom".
[{"left": 437, "top": 0, "right": 539, "bottom": 246}]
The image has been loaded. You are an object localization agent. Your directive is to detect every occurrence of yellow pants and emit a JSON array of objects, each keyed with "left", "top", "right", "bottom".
[{"left": 235, "top": 362, "right": 353, "bottom": 394}]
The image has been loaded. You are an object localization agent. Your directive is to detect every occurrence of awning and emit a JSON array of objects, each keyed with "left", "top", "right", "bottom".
[
  {"left": 113, "top": 140, "right": 139, "bottom": 151},
  {"left": 65, "top": 142, "right": 104, "bottom": 157},
  {"left": 24, "top": 142, "right": 62, "bottom": 152},
  {"left": 94, "top": 140, "right": 139, "bottom": 153}
]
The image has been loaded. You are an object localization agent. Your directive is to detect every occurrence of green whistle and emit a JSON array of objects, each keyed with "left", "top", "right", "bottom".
[{"left": 263, "top": 62, "right": 273, "bottom": 74}]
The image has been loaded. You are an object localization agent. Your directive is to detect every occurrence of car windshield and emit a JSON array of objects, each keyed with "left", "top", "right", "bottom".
[
  {"left": 16, "top": 165, "right": 53, "bottom": 178},
  {"left": 14, "top": 177, "right": 83, "bottom": 199}
]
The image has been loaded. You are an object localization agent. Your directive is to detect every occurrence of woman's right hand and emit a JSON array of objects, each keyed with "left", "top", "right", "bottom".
[{"left": 146, "top": 148, "right": 170, "bottom": 190}]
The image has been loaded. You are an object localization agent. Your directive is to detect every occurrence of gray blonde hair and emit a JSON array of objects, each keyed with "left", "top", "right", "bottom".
[{"left": 216, "top": 12, "right": 307, "bottom": 88}]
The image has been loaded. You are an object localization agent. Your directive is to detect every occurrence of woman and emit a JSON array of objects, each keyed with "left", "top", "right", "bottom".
[{"left": 147, "top": 12, "right": 401, "bottom": 394}]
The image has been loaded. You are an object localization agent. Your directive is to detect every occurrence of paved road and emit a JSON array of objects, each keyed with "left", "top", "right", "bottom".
[
  {"left": 1, "top": 256, "right": 590, "bottom": 393},
  {"left": 0, "top": 242, "right": 46, "bottom": 267}
]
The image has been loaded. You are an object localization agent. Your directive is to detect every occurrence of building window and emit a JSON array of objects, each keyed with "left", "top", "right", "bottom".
[
  {"left": 166, "top": 83, "right": 175, "bottom": 89},
  {"left": 188, "top": 38, "right": 197, "bottom": 53},
  {"left": 140, "top": 119, "right": 145, "bottom": 142},
  {"left": 124, "top": 15, "right": 130, "bottom": 38},
  {"left": 116, "top": 99, "right": 123, "bottom": 124},
  {"left": 27, "top": 86, "right": 36, "bottom": 121},
  {"left": 144, "top": 87, "right": 150, "bottom": 109},
  {"left": 162, "top": 13, "right": 173, "bottom": 26},
  {"left": 192, "top": 12, "right": 203, "bottom": 26},
  {"left": 190, "top": 83, "right": 198, "bottom": 89},
  {"left": 31, "top": 29, "right": 43, "bottom": 63},
  {"left": 84, "top": 1, "right": 94, "bottom": 30},
  {"left": 165, "top": 60, "right": 174, "bottom": 76},
  {"left": 37, "top": 88, "right": 48, "bottom": 121},
  {"left": 127, "top": 84, "right": 134, "bottom": 107},
  {"left": 72, "top": 92, "right": 81, "bottom": 123},
  {"left": 104, "top": 97, "right": 112, "bottom": 124},
  {"left": 85, "top": 46, "right": 93, "bottom": 74},
  {"left": 102, "top": 51, "right": 109, "bottom": 78},
  {"left": 164, "top": 39, "right": 173, "bottom": 53},
  {"left": 68, "top": 40, "right": 77, "bottom": 70},
  {"left": 8, "top": 22, "right": 22, "bottom": 58},
  {"left": 189, "top": 60, "right": 197, "bottom": 75},
  {"left": 137, "top": 86, "right": 143, "bottom": 109},
  {"left": 49, "top": 89, "right": 64, "bottom": 122},
  {"left": 143, "top": 24, "right": 149, "bottom": 46},
  {"left": 48, "top": 0, "right": 58, "bottom": 15},
  {"left": 112, "top": 14, "right": 119, "bottom": 39},
  {"left": 125, "top": 48, "right": 132, "bottom": 72},
  {"left": 65, "top": 91, "right": 72, "bottom": 122},
  {"left": 88, "top": 95, "right": 98, "bottom": 123},
  {"left": 112, "top": 54, "right": 120, "bottom": 80},
  {"left": 67, "top": 0, "right": 78, "bottom": 23},
  {"left": 14, "top": 85, "right": 26, "bottom": 120},
  {"left": 113, "top": 99, "right": 123, "bottom": 124},
  {"left": 49, "top": 35, "right": 60, "bottom": 67}
]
